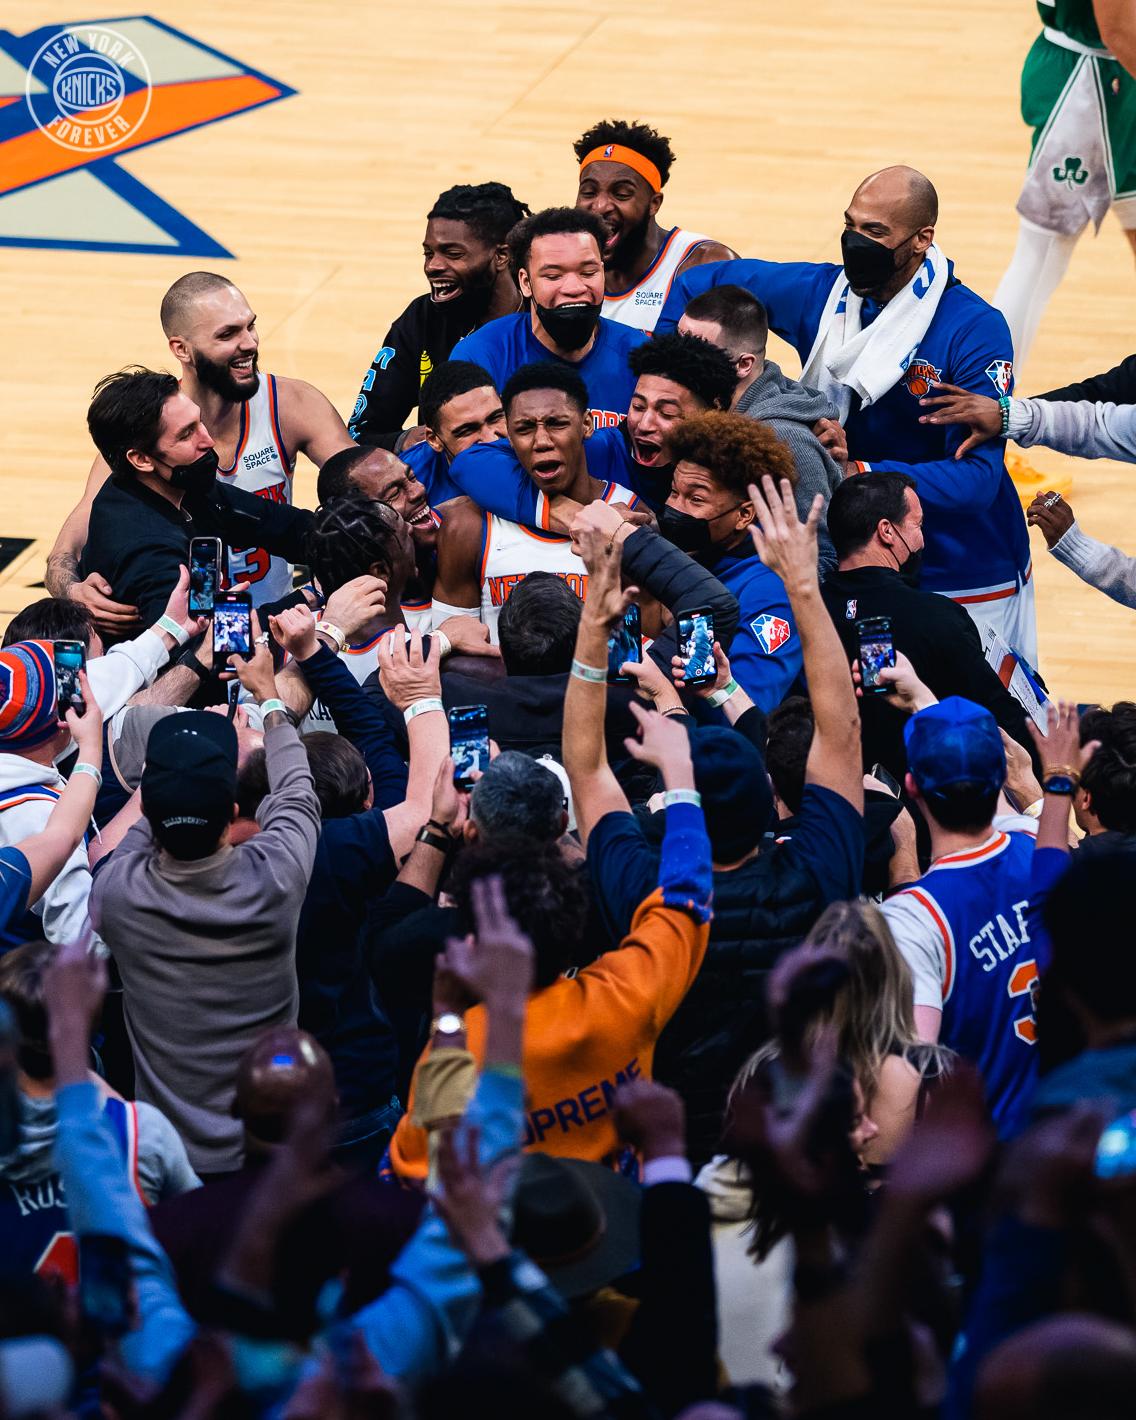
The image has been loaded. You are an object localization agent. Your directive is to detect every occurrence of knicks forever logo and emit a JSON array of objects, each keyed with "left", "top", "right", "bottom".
[
  {"left": 0, "top": 17, "right": 294, "bottom": 255},
  {"left": 903, "top": 359, "right": 943, "bottom": 398},
  {"left": 750, "top": 614, "right": 792, "bottom": 655}
]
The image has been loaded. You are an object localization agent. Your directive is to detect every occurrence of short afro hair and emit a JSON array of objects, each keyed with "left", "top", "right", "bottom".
[
  {"left": 427, "top": 182, "right": 531, "bottom": 247},
  {"left": 316, "top": 445, "right": 370, "bottom": 504},
  {"left": 668, "top": 411, "right": 797, "bottom": 499},
  {"left": 507, "top": 206, "right": 607, "bottom": 279},
  {"left": 573, "top": 118, "right": 676, "bottom": 187},
  {"left": 502, "top": 362, "right": 589, "bottom": 418},
  {"left": 418, "top": 361, "right": 499, "bottom": 432},
  {"left": 629, "top": 331, "right": 737, "bottom": 410}
]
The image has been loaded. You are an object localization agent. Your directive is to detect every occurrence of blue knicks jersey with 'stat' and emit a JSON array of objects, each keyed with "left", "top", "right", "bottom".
[{"left": 893, "top": 831, "right": 1045, "bottom": 1135}]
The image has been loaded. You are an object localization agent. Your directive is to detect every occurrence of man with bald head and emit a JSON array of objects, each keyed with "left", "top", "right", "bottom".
[
  {"left": 48, "top": 271, "right": 353, "bottom": 627},
  {"left": 658, "top": 166, "right": 1037, "bottom": 666}
]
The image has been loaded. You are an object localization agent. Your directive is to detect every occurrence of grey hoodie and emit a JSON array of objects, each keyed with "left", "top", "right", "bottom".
[
  {"left": 1, "top": 1089, "right": 200, "bottom": 1201},
  {"left": 735, "top": 361, "right": 844, "bottom": 573}
]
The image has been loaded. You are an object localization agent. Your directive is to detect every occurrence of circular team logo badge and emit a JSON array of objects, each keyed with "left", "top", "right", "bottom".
[{"left": 25, "top": 25, "right": 152, "bottom": 153}]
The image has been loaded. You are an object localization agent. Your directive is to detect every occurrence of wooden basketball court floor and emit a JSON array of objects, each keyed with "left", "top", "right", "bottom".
[{"left": 2, "top": 0, "right": 1134, "bottom": 703}]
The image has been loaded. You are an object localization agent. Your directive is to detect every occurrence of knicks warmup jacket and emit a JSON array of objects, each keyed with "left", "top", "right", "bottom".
[{"left": 659, "top": 259, "right": 1032, "bottom": 601}]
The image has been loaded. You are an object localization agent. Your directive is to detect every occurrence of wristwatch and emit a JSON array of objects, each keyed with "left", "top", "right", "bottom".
[
  {"left": 416, "top": 825, "right": 453, "bottom": 854},
  {"left": 431, "top": 1012, "right": 465, "bottom": 1038},
  {"left": 1043, "top": 772, "right": 1078, "bottom": 796}
]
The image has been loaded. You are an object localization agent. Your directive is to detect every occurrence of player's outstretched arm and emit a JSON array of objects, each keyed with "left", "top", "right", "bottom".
[
  {"left": 278, "top": 375, "right": 355, "bottom": 469},
  {"left": 430, "top": 498, "right": 485, "bottom": 622}
]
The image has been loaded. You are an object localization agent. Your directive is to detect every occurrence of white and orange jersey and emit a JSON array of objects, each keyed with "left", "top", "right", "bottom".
[
  {"left": 215, "top": 373, "right": 296, "bottom": 606},
  {"left": 602, "top": 227, "right": 713, "bottom": 332},
  {"left": 301, "top": 627, "right": 398, "bottom": 735},
  {"left": 478, "top": 481, "right": 638, "bottom": 642}
]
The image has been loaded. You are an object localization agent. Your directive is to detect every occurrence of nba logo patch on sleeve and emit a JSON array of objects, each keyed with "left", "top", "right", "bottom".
[
  {"left": 750, "top": 614, "right": 792, "bottom": 654},
  {"left": 985, "top": 360, "right": 1013, "bottom": 395}
]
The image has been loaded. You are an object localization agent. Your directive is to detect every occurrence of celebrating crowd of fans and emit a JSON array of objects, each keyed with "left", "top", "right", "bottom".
[{"left": 4, "top": 105, "right": 1136, "bottom": 1419}]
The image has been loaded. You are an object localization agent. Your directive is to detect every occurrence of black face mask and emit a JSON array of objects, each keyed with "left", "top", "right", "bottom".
[
  {"left": 659, "top": 501, "right": 744, "bottom": 560},
  {"left": 169, "top": 447, "right": 219, "bottom": 498},
  {"left": 534, "top": 301, "right": 602, "bottom": 352},
  {"left": 891, "top": 526, "right": 923, "bottom": 587},
  {"left": 840, "top": 229, "right": 915, "bottom": 297}
]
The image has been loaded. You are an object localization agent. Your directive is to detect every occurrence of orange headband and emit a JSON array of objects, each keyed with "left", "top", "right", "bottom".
[{"left": 579, "top": 144, "right": 662, "bottom": 194}]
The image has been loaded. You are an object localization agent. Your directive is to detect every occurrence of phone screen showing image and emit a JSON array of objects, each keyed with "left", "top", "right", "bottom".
[
  {"left": 189, "top": 538, "right": 221, "bottom": 616},
  {"left": 1096, "top": 1108, "right": 1136, "bottom": 1181},
  {"left": 449, "top": 704, "right": 490, "bottom": 789},
  {"left": 53, "top": 640, "right": 86, "bottom": 718},
  {"left": 857, "top": 617, "right": 896, "bottom": 694},
  {"left": 607, "top": 604, "right": 642, "bottom": 683},
  {"left": 677, "top": 609, "right": 716, "bottom": 687},
  {"left": 213, "top": 595, "right": 252, "bottom": 669}
]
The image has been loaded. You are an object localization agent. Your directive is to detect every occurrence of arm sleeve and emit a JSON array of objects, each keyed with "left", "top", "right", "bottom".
[
  {"left": 54, "top": 1082, "right": 196, "bottom": 1387},
  {"left": 880, "top": 891, "right": 948, "bottom": 1010},
  {"left": 447, "top": 448, "right": 540, "bottom": 525},
  {"left": 585, "top": 811, "right": 663, "bottom": 943},
  {"left": 133, "top": 1101, "right": 202, "bottom": 1201},
  {"left": 87, "top": 631, "right": 169, "bottom": 717},
  {"left": 869, "top": 310, "right": 1015, "bottom": 512},
  {"left": 656, "top": 258, "right": 832, "bottom": 355},
  {"left": 724, "top": 596, "right": 804, "bottom": 713},
  {"left": 1009, "top": 397, "right": 1136, "bottom": 462},
  {"left": 1037, "top": 353, "right": 1136, "bottom": 405},
  {"left": 186, "top": 484, "right": 316, "bottom": 567},
  {"left": 253, "top": 721, "right": 323, "bottom": 884},
  {"left": 294, "top": 644, "right": 409, "bottom": 806},
  {"left": 783, "top": 784, "right": 865, "bottom": 905},
  {"left": 348, "top": 1068, "right": 523, "bottom": 1384},
  {"left": 0, "top": 849, "right": 31, "bottom": 937},
  {"left": 621, "top": 1182, "right": 717, "bottom": 1415},
  {"left": 619, "top": 526, "right": 740, "bottom": 659},
  {"left": 658, "top": 799, "right": 713, "bottom": 925},
  {"left": 36, "top": 840, "right": 105, "bottom": 954},
  {"left": 348, "top": 313, "right": 424, "bottom": 449},
  {"left": 1047, "top": 522, "right": 1136, "bottom": 610}
]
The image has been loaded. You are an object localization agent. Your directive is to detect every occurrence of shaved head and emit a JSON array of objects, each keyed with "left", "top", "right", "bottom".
[
  {"left": 233, "top": 1026, "right": 336, "bottom": 1149},
  {"left": 854, "top": 166, "right": 939, "bottom": 231},
  {"left": 160, "top": 271, "right": 241, "bottom": 338}
]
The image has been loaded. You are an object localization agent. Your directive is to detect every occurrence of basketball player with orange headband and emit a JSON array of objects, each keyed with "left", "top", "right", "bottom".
[{"left": 573, "top": 118, "right": 738, "bottom": 331}]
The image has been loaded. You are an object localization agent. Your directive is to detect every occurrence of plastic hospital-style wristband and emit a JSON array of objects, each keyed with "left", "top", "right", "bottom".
[
  {"left": 999, "top": 395, "right": 1012, "bottom": 436},
  {"left": 314, "top": 620, "right": 347, "bottom": 654},
  {"left": 259, "top": 698, "right": 288, "bottom": 720},
  {"left": 404, "top": 697, "right": 444, "bottom": 724},
  {"left": 705, "top": 678, "right": 740, "bottom": 708},
  {"left": 570, "top": 659, "right": 607, "bottom": 683},
  {"left": 156, "top": 615, "right": 191, "bottom": 646},
  {"left": 663, "top": 788, "right": 701, "bottom": 809},
  {"left": 71, "top": 762, "right": 103, "bottom": 788}
]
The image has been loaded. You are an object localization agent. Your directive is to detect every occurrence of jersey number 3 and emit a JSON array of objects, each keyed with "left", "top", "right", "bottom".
[{"left": 1008, "top": 958, "right": 1039, "bottom": 1045}]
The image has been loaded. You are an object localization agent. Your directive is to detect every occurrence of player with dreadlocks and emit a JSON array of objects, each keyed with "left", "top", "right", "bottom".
[
  {"left": 349, "top": 181, "right": 531, "bottom": 451},
  {"left": 573, "top": 118, "right": 737, "bottom": 331}
]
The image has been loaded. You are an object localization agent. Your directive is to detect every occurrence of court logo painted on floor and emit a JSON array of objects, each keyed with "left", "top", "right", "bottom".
[{"left": 0, "top": 17, "right": 295, "bottom": 256}]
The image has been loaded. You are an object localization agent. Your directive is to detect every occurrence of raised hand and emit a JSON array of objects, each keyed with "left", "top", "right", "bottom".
[
  {"left": 622, "top": 698, "right": 694, "bottom": 775},
  {"left": 918, "top": 381, "right": 1002, "bottom": 458},
  {"left": 378, "top": 628, "right": 441, "bottom": 711},
  {"left": 747, "top": 477, "right": 821, "bottom": 593},
  {"left": 1028, "top": 699, "right": 1099, "bottom": 782}
]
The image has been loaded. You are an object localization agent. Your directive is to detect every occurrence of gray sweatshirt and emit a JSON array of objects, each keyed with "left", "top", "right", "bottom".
[
  {"left": 735, "top": 361, "right": 844, "bottom": 572},
  {"left": 1049, "top": 521, "right": 1136, "bottom": 610},
  {"left": 89, "top": 720, "right": 321, "bottom": 1174},
  {"left": 1009, "top": 396, "right": 1136, "bottom": 462}
]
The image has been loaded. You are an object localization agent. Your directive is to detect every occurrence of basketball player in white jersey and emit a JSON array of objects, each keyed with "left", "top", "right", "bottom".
[
  {"left": 46, "top": 271, "right": 353, "bottom": 627},
  {"left": 573, "top": 118, "right": 737, "bottom": 331},
  {"left": 431, "top": 364, "right": 638, "bottom": 642}
]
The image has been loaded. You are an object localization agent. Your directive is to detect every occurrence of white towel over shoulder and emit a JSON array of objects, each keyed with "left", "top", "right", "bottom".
[{"left": 800, "top": 245, "right": 950, "bottom": 423}]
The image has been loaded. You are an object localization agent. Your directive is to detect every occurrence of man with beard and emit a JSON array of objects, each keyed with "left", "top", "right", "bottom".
[
  {"left": 347, "top": 183, "right": 530, "bottom": 452},
  {"left": 47, "top": 272, "right": 352, "bottom": 630},
  {"left": 573, "top": 117, "right": 737, "bottom": 331},
  {"left": 445, "top": 331, "right": 738, "bottom": 527},
  {"left": 656, "top": 166, "right": 1037, "bottom": 666},
  {"left": 450, "top": 208, "right": 647, "bottom": 428}
]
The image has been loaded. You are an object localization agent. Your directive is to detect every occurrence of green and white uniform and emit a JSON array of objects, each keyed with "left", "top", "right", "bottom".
[{"left": 1017, "top": 0, "right": 1136, "bottom": 233}]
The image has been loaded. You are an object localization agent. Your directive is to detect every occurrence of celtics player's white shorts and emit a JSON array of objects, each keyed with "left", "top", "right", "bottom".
[{"left": 1016, "top": 29, "right": 1136, "bottom": 234}]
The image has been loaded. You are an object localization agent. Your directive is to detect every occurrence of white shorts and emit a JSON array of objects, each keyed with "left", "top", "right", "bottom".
[{"left": 947, "top": 575, "right": 1039, "bottom": 674}]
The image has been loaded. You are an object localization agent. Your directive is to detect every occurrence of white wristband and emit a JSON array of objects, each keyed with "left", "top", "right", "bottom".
[
  {"left": 705, "top": 679, "right": 740, "bottom": 708},
  {"left": 434, "top": 630, "right": 453, "bottom": 660},
  {"left": 259, "top": 698, "right": 288, "bottom": 720},
  {"left": 663, "top": 788, "right": 701, "bottom": 808},
  {"left": 156, "top": 615, "right": 190, "bottom": 647},
  {"left": 71, "top": 762, "right": 103, "bottom": 788},
  {"left": 405, "top": 697, "right": 444, "bottom": 724}
]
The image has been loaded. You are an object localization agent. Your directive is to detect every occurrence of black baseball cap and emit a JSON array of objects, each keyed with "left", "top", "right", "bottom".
[{"left": 141, "top": 711, "right": 238, "bottom": 860}]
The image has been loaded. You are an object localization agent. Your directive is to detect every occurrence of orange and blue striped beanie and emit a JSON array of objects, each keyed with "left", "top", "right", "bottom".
[{"left": 0, "top": 641, "right": 59, "bottom": 751}]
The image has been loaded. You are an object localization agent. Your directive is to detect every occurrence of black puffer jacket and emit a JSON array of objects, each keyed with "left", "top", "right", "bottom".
[{"left": 652, "top": 842, "right": 831, "bottom": 1165}]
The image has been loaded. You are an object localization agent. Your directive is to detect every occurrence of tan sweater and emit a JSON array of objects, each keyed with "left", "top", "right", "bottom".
[{"left": 90, "top": 722, "right": 321, "bottom": 1174}]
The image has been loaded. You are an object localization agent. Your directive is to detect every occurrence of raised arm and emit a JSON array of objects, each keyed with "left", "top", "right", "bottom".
[
  {"left": 279, "top": 376, "right": 354, "bottom": 468},
  {"left": 45, "top": 455, "right": 141, "bottom": 637},
  {"left": 431, "top": 498, "right": 486, "bottom": 624},
  {"left": 747, "top": 477, "right": 863, "bottom": 813},
  {"left": 378, "top": 630, "right": 451, "bottom": 861},
  {"left": 561, "top": 528, "right": 639, "bottom": 845}
]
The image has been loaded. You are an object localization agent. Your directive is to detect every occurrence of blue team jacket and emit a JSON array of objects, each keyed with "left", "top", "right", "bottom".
[
  {"left": 658, "top": 259, "right": 1031, "bottom": 597},
  {"left": 704, "top": 541, "right": 801, "bottom": 712},
  {"left": 447, "top": 431, "right": 635, "bottom": 522},
  {"left": 450, "top": 314, "right": 646, "bottom": 428}
]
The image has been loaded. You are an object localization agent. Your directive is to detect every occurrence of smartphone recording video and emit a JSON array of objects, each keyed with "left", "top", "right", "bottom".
[
  {"left": 449, "top": 704, "right": 490, "bottom": 789},
  {"left": 52, "top": 640, "right": 86, "bottom": 718},
  {"left": 677, "top": 607, "right": 716, "bottom": 688},
  {"left": 607, "top": 603, "right": 642, "bottom": 683},
  {"left": 857, "top": 616, "right": 896, "bottom": 695},
  {"left": 189, "top": 536, "right": 222, "bottom": 616},
  {"left": 212, "top": 593, "right": 252, "bottom": 672}
]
